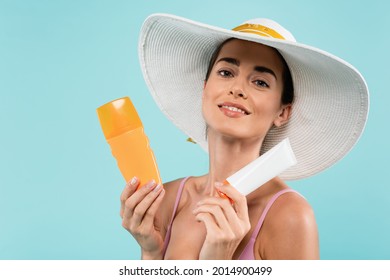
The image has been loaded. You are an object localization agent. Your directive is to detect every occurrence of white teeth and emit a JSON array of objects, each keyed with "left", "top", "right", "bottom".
[{"left": 222, "top": 105, "right": 246, "bottom": 114}]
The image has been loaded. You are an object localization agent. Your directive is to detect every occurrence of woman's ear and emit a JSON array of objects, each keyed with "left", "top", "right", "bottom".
[
  {"left": 273, "top": 104, "right": 292, "bottom": 127},
  {"left": 202, "top": 81, "right": 207, "bottom": 99}
]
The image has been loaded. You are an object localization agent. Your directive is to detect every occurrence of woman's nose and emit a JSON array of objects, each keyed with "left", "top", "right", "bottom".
[{"left": 229, "top": 88, "right": 247, "bottom": 99}]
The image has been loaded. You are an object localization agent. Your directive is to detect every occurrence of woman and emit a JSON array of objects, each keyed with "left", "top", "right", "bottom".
[{"left": 120, "top": 15, "right": 369, "bottom": 260}]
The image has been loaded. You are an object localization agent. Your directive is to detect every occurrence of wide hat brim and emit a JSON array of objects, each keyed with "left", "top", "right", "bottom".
[{"left": 138, "top": 14, "right": 369, "bottom": 180}]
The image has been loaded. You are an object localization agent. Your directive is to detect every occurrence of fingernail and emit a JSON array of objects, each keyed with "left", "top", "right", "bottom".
[
  {"left": 159, "top": 188, "right": 165, "bottom": 196},
  {"left": 147, "top": 180, "right": 156, "bottom": 189},
  {"left": 154, "top": 184, "right": 162, "bottom": 192},
  {"left": 130, "top": 177, "right": 138, "bottom": 186},
  {"left": 214, "top": 182, "right": 223, "bottom": 188}
]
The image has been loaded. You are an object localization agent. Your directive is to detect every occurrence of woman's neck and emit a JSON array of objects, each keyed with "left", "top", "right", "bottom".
[{"left": 202, "top": 130, "right": 264, "bottom": 196}]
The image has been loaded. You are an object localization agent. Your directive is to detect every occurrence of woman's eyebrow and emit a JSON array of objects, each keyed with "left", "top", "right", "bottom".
[
  {"left": 254, "top": 66, "right": 277, "bottom": 80},
  {"left": 216, "top": 57, "right": 240, "bottom": 66}
]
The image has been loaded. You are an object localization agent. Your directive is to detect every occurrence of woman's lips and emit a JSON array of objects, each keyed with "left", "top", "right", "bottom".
[{"left": 218, "top": 102, "right": 251, "bottom": 118}]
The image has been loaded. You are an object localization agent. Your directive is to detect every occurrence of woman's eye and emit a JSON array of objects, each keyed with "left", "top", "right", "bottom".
[
  {"left": 218, "top": 70, "right": 233, "bottom": 77},
  {"left": 254, "top": 80, "right": 269, "bottom": 88}
]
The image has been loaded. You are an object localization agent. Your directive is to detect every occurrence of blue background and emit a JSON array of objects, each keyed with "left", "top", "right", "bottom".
[{"left": 1, "top": 0, "right": 389, "bottom": 260}]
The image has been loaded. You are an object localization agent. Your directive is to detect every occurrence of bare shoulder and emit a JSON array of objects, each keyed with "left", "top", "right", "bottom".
[
  {"left": 162, "top": 178, "right": 185, "bottom": 203},
  {"left": 270, "top": 191, "right": 316, "bottom": 227},
  {"left": 259, "top": 190, "right": 319, "bottom": 259},
  {"left": 157, "top": 178, "right": 186, "bottom": 230}
]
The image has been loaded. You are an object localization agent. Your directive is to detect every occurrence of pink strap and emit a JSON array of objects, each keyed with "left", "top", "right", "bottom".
[
  {"left": 162, "top": 176, "right": 191, "bottom": 258},
  {"left": 238, "top": 188, "right": 301, "bottom": 260},
  {"left": 252, "top": 189, "right": 299, "bottom": 239}
]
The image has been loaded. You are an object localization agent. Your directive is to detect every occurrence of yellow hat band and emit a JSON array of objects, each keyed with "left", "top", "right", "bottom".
[{"left": 232, "top": 23, "right": 285, "bottom": 40}]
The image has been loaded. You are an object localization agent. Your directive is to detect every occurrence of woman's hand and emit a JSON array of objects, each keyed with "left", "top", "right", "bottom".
[
  {"left": 120, "top": 177, "right": 165, "bottom": 260},
  {"left": 192, "top": 182, "right": 251, "bottom": 260}
]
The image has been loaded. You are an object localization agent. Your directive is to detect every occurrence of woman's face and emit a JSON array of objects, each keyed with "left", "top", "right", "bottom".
[{"left": 202, "top": 39, "right": 291, "bottom": 142}]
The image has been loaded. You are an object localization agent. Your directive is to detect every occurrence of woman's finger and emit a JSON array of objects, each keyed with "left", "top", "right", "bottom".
[
  {"left": 130, "top": 179, "right": 159, "bottom": 201},
  {"left": 196, "top": 197, "right": 242, "bottom": 232},
  {"left": 195, "top": 212, "right": 220, "bottom": 234},
  {"left": 141, "top": 188, "right": 165, "bottom": 229},
  {"left": 134, "top": 184, "right": 164, "bottom": 226},
  {"left": 197, "top": 196, "right": 236, "bottom": 217},
  {"left": 120, "top": 177, "right": 139, "bottom": 218},
  {"left": 122, "top": 179, "right": 157, "bottom": 215},
  {"left": 215, "top": 182, "right": 248, "bottom": 220},
  {"left": 124, "top": 182, "right": 162, "bottom": 227},
  {"left": 193, "top": 204, "right": 231, "bottom": 230}
]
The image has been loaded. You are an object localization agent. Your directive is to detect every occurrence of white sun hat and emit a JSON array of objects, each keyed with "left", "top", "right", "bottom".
[{"left": 138, "top": 14, "right": 369, "bottom": 180}]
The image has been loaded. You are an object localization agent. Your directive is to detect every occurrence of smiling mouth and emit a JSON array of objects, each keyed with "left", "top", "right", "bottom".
[{"left": 218, "top": 104, "right": 251, "bottom": 115}]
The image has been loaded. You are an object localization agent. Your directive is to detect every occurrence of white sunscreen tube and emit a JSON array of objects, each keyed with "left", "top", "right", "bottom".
[{"left": 223, "top": 138, "right": 297, "bottom": 196}]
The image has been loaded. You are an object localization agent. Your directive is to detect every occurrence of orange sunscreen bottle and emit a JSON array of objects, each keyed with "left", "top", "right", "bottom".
[{"left": 96, "top": 97, "right": 161, "bottom": 189}]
